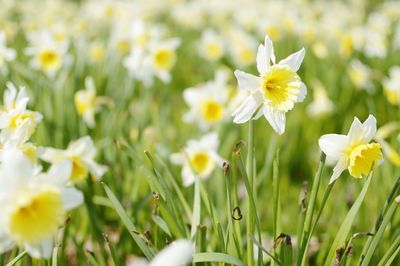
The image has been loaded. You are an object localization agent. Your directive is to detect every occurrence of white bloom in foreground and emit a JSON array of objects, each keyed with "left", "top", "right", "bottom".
[
  {"left": 232, "top": 35, "right": 307, "bottom": 134},
  {"left": 319, "top": 115, "right": 383, "bottom": 184},
  {"left": 40, "top": 136, "right": 108, "bottom": 183},
  {"left": 0, "top": 149, "right": 83, "bottom": 258},
  {"left": 170, "top": 132, "right": 224, "bottom": 186},
  {"left": 0, "top": 31, "right": 16, "bottom": 75},
  {"left": 127, "top": 240, "right": 194, "bottom": 266}
]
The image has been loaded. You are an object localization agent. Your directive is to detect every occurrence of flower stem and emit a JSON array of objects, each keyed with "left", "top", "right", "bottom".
[{"left": 246, "top": 120, "right": 255, "bottom": 266}]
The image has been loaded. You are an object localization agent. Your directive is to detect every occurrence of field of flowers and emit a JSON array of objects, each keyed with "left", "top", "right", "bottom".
[{"left": 0, "top": 0, "right": 400, "bottom": 265}]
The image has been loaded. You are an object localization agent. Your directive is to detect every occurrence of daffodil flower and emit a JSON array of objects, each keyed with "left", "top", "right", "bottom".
[
  {"left": 0, "top": 31, "right": 16, "bottom": 75},
  {"left": 319, "top": 115, "right": 383, "bottom": 184},
  {"left": 170, "top": 132, "right": 224, "bottom": 186},
  {"left": 40, "top": 136, "right": 108, "bottom": 183},
  {"left": 232, "top": 35, "right": 307, "bottom": 134},
  {"left": 0, "top": 149, "right": 83, "bottom": 258}
]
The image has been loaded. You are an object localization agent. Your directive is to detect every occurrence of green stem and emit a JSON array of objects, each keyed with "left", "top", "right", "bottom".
[{"left": 246, "top": 120, "right": 255, "bottom": 266}]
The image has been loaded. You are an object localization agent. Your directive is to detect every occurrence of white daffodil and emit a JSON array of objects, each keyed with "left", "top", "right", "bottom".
[
  {"left": 319, "top": 115, "right": 383, "bottom": 184},
  {"left": 198, "top": 29, "right": 225, "bottom": 61},
  {"left": 382, "top": 66, "right": 400, "bottom": 105},
  {"left": 232, "top": 35, "right": 307, "bottom": 134},
  {"left": 40, "top": 136, "right": 108, "bottom": 183},
  {"left": 127, "top": 239, "right": 194, "bottom": 266},
  {"left": 74, "top": 77, "right": 112, "bottom": 128},
  {"left": 0, "top": 149, "right": 83, "bottom": 258},
  {"left": 348, "top": 59, "right": 374, "bottom": 92},
  {"left": 0, "top": 31, "right": 16, "bottom": 75},
  {"left": 24, "top": 30, "right": 69, "bottom": 77},
  {"left": 0, "top": 82, "right": 42, "bottom": 142},
  {"left": 183, "top": 69, "right": 229, "bottom": 130},
  {"left": 170, "top": 132, "right": 224, "bottom": 187}
]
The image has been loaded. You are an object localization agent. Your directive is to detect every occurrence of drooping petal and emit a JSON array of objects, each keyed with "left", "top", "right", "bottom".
[
  {"left": 329, "top": 157, "right": 349, "bottom": 184},
  {"left": 319, "top": 134, "right": 349, "bottom": 161},
  {"left": 262, "top": 105, "right": 286, "bottom": 135},
  {"left": 182, "top": 166, "right": 196, "bottom": 187},
  {"left": 234, "top": 70, "right": 260, "bottom": 92},
  {"left": 45, "top": 160, "right": 72, "bottom": 185},
  {"left": 232, "top": 95, "right": 261, "bottom": 124},
  {"left": 149, "top": 240, "right": 194, "bottom": 266},
  {"left": 278, "top": 47, "right": 305, "bottom": 72}
]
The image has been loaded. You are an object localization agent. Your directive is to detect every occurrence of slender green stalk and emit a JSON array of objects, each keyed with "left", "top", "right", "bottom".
[
  {"left": 246, "top": 120, "right": 255, "bottom": 266},
  {"left": 191, "top": 175, "right": 201, "bottom": 239},
  {"left": 297, "top": 153, "right": 326, "bottom": 266}
]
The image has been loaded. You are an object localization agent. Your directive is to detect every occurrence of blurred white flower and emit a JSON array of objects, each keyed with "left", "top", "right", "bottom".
[
  {"left": 170, "top": 132, "right": 223, "bottom": 186},
  {"left": 348, "top": 59, "right": 374, "bottom": 93},
  {"left": 0, "top": 149, "right": 83, "bottom": 258},
  {"left": 306, "top": 80, "right": 334, "bottom": 118},
  {"left": 0, "top": 31, "right": 16, "bottom": 75},
  {"left": 383, "top": 66, "right": 400, "bottom": 105},
  {"left": 40, "top": 136, "right": 108, "bottom": 183},
  {"left": 198, "top": 29, "right": 225, "bottom": 62}
]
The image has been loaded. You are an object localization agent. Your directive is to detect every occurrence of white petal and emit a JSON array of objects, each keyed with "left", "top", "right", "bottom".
[
  {"left": 329, "top": 157, "right": 349, "bottom": 184},
  {"left": 149, "top": 240, "right": 194, "bottom": 266},
  {"left": 84, "top": 160, "right": 108, "bottom": 180},
  {"left": 182, "top": 166, "right": 195, "bottom": 187},
  {"left": 24, "top": 238, "right": 53, "bottom": 258},
  {"left": 256, "top": 44, "right": 268, "bottom": 74},
  {"left": 264, "top": 35, "right": 275, "bottom": 64},
  {"left": 360, "top": 115, "right": 377, "bottom": 143},
  {"left": 0, "top": 232, "right": 14, "bottom": 253},
  {"left": 183, "top": 88, "right": 199, "bottom": 106},
  {"left": 200, "top": 132, "right": 219, "bottom": 150},
  {"left": 348, "top": 117, "right": 364, "bottom": 145},
  {"left": 262, "top": 106, "right": 286, "bottom": 135},
  {"left": 170, "top": 153, "right": 185, "bottom": 165},
  {"left": 46, "top": 160, "right": 72, "bottom": 185},
  {"left": 319, "top": 134, "right": 348, "bottom": 161},
  {"left": 232, "top": 95, "right": 261, "bottom": 124},
  {"left": 297, "top": 82, "right": 307, "bottom": 102},
  {"left": 234, "top": 70, "right": 260, "bottom": 92},
  {"left": 62, "top": 187, "right": 84, "bottom": 210},
  {"left": 278, "top": 47, "right": 305, "bottom": 72}
]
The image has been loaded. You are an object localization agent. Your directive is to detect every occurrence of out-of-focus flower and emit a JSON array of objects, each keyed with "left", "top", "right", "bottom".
[
  {"left": 40, "top": 136, "right": 108, "bottom": 183},
  {"left": 0, "top": 31, "right": 16, "bottom": 75},
  {"left": 0, "top": 82, "right": 42, "bottom": 142},
  {"left": 375, "top": 122, "right": 400, "bottom": 167},
  {"left": 127, "top": 239, "right": 194, "bottom": 266},
  {"left": 306, "top": 80, "right": 334, "bottom": 118},
  {"left": 348, "top": 59, "right": 374, "bottom": 93},
  {"left": 0, "top": 149, "right": 83, "bottom": 258},
  {"left": 25, "top": 29, "right": 69, "bottom": 77},
  {"left": 382, "top": 66, "right": 400, "bottom": 105},
  {"left": 74, "top": 77, "right": 112, "bottom": 128},
  {"left": 319, "top": 115, "right": 383, "bottom": 184},
  {"left": 170, "top": 132, "right": 223, "bottom": 186},
  {"left": 183, "top": 69, "right": 229, "bottom": 130},
  {"left": 88, "top": 41, "right": 106, "bottom": 63},
  {"left": 198, "top": 29, "right": 225, "bottom": 62},
  {"left": 232, "top": 35, "right": 307, "bottom": 135},
  {"left": 227, "top": 29, "right": 257, "bottom": 67}
]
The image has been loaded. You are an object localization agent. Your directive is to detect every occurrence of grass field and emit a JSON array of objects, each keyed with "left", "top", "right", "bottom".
[{"left": 0, "top": 0, "right": 400, "bottom": 265}]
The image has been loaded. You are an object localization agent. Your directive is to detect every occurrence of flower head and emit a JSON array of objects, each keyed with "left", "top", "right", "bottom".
[
  {"left": 232, "top": 35, "right": 307, "bottom": 134},
  {"left": 319, "top": 115, "right": 383, "bottom": 184},
  {"left": 170, "top": 132, "right": 223, "bottom": 186}
]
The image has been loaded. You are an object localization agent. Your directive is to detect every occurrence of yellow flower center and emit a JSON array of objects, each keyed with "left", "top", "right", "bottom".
[
  {"left": 153, "top": 49, "right": 176, "bottom": 70},
  {"left": 190, "top": 151, "right": 211, "bottom": 175},
  {"left": 116, "top": 40, "right": 131, "bottom": 55},
  {"left": 201, "top": 99, "right": 224, "bottom": 122},
  {"left": 9, "top": 112, "right": 37, "bottom": 129},
  {"left": 205, "top": 42, "right": 223, "bottom": 60},
  {"left": 262, "top": 65, "right": 301, "bottom": 112},
  {"left": 74, "top": 90, "right": 95, "bottom": 115},
  {"left": 38, "top": 49, "right": 61, "bottom": 70},
  {"left": 70, "top": 157, "right": 88, "bottom": 182},
  {"left": 384, "top": 87, "right": 399, "bottom": 105},
  {"left": 347, "top": 143, "right": 382, "bottom": 179},
  {"left": 89, "top": 44, "right": 105, "bottom": 61},
  {"left": 8, "top": 188, "right": 64, "bottom": 244}
]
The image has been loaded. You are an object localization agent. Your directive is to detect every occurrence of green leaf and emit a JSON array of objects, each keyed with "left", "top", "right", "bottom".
[
  {"left": 193, "top": 252, "right": 245, "bottom": 266},
  {"left": 152, "top": 215, "right": 172, "bottom": 237},
  {"left": 324, "top": 172, "right": 373, "bottom": 266},
  {"left": 5, "top": 251, "right": 27, "bottom": 266},
  {"left": 102, "top": 182, "right": 157, "bottom": 259}
]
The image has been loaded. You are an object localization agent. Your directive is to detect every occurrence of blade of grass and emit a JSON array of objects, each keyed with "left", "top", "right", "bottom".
[
  {"left": 192, "top": 252, "right": 245, "bottom": 266},
  {"left": 5, "top": 251, "right": 27, "bottom": 266}
]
